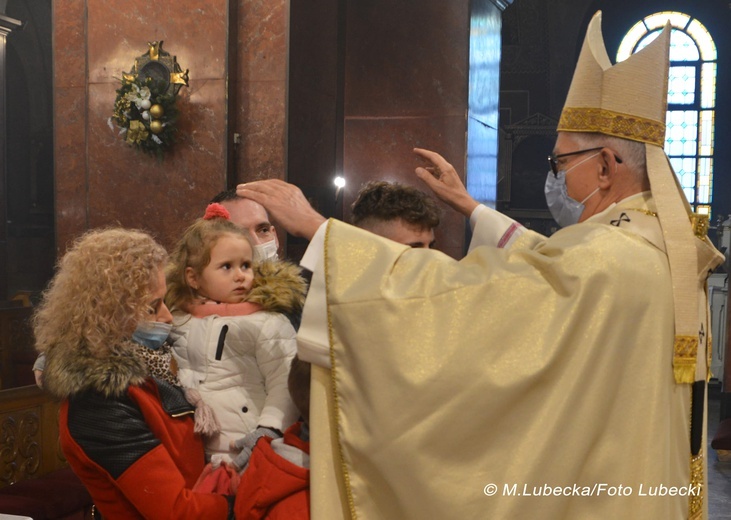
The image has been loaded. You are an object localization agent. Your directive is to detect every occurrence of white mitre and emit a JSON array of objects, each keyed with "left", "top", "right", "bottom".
[{"left": 558, "top": 11, "right": 718, "bottom": 385}]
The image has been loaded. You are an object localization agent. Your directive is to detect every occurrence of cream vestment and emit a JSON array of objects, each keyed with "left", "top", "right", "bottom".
[
  {"left": 297, "top": 192, "right": 721, "bottom": 519},
  {"left": 295, "top": 11, "right": 723, "bottom": 519}
]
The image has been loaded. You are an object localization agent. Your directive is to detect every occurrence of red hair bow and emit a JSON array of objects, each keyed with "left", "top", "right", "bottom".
[{"left": 204, "top": 203, "right": 231, "bottom": 220}]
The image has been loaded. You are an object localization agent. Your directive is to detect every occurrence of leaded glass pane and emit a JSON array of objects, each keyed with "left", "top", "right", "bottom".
[
  {"left": 701, "top": 63, "right": 716, "bottom": 108},
  {"left": 698, "top": 183, "right": 710, "bottom": 205},
  {"left": 669, "top": 30, "right": 700, "bottom": 61},
  {"left": 618, "top": 11, "right": 716, "bottom": 215},
  {"left": 699, "top": 111, "right": 715, "bottom": 156},
  {"left": 666, "top": 111, "right": 698, "bottom": 156},
  {"left": 683, "top": 188, "right": 695, "bottom": 203},
  {"left": 668, "top": 66, "right": 696, "bottom": 104},
  {"left": 698, "top": 158, "right": 712, "bottom": 204},
  {"left": 636, "top": 30, "right": 661, "bottom": 53},
  {"left": 616, "top": 22, "right": 647, "bottom": 61},
  {"left": 687, "top": 19, "right": 717, "bottom": 60},
  {"left": 670, "top": 158, "right": 696, "bottom": 202},
  {"left": 645, "top": 11, "right": 690, "bottom": 31}
]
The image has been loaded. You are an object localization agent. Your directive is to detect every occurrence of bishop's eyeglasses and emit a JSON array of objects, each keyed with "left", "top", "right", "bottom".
[
  {"left": 547, "top": 147, "right": 623, "bottom": 177},
  {"left": 547, "top": 147, "right": 604, "bottom": 177}
]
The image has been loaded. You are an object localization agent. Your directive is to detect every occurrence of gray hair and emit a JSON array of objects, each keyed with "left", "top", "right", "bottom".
[{"left": 570, "top": 132, "right": 648, "bottom": 184}]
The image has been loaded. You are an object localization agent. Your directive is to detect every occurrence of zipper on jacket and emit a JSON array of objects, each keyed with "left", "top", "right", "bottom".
[{"left": 215, "top": 325, "right": 229, "bottom": 360}]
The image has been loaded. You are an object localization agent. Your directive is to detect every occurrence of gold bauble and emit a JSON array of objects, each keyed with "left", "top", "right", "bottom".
[
  {"left": 149, "top": 120, "right": 163, "bottom": 134},
  {"left": 149, "top": 104, "right": 165, "bottom": 119}
]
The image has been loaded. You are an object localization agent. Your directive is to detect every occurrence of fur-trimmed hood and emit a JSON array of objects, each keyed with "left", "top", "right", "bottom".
[
  {"left": 246, "top": 260, "right": 307, "bottom": 317},
  {"left": 43, "top": 339, "right": 148, "bottom": 400},
  {"left": 41, "top": 261, "right": 306, "bottom": 401}
]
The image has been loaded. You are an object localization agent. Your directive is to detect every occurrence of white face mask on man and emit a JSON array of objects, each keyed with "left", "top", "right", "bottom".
[
  {"left": 544, "top": 152, "right": 600, "bottom": 227},
  {"left": 252, "top": 239, "right": 279, "bottom": 263}
]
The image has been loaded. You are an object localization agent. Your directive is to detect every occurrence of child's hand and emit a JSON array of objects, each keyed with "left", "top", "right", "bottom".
[
  {"left": 231, "top": 445, "right": 253, "bottom": 471},
  {"left": 229, "top": 426, "right": 283, "bottom": 470}
]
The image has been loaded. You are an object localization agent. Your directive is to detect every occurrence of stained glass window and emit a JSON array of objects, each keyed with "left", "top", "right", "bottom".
[{"left": 617, "top": 12, "right": 717, "bottom": 215}]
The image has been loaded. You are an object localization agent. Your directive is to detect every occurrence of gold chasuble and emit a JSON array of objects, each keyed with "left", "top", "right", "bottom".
[
  {"left": 311, "top": 189, "right": 721, "bottom": 519},
  {"left": 302, "top": 11, "right": 723, "bottom": 520}
]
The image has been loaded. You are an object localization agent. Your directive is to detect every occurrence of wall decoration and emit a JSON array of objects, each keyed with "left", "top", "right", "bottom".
[{"left": 109, "top": 41, "right": 189, "bottom": 158}]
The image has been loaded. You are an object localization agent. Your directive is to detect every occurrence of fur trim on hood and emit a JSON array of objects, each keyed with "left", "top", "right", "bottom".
[
  {"left": 246, "top": 260, "right": 307, "bottom": 317},
  {"left": 43, "top": 339, "right": 148, "bottom": 399},
  {"left": 41, "top": 261, "right": 306, "bottom": 401}
]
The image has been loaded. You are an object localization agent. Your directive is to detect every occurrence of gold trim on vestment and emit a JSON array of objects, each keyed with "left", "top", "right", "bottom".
[
  {"left": 674, "top": 335, "right": 699, "bottom": 384},
  {"left": 690, "top": 213, "right": 710, "bottom": 239},
  {"left": 558, "top": 107, "right": 665, "bottom": 146},
  {"left": 626, "top": 208, "right": 658, "bottom": 218},
  {"left": 689, "top": 450, "right": 704, "bottom": 519},
  {"left": 324, "top": 219, "right": 358, "bottom": 519},
  {"left": 707, "top": 331, "right": 713, "bottom": 382}
]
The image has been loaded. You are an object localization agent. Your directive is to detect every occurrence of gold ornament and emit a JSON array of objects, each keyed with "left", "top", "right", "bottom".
[
  {"left": 149, "top": 120, "right": 163, "bottom": 134},
  {"left": 149, "top": 104, "right": 164, "bottom": 119}
]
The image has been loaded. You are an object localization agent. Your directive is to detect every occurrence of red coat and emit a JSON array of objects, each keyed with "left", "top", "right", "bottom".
[
  {"left": 60, "top": 379, "right": 231, "bottom": 519},
  {"left": 235, "top": 422, "right": 310, "bottom": 519}
]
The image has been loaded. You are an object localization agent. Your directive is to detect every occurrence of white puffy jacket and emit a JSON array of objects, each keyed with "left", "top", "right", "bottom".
[{"left": 170, "top": 310, "right": 299, "bottom": 460}]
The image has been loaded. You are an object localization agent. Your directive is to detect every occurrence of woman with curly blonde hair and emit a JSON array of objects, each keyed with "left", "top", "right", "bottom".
[
  {"left": 34, "top": 228, "right": 168, "bottom": 362},
  {"left": 33, "top": 227, "right": 249, "bottom": 518}
]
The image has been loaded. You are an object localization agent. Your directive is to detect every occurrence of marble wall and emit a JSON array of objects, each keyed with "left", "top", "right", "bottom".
[
  {"left": 341, "top": 1, "right": 472, "bottom": 260},
  {"left": 53, "top": 0, "right": 507, "bottom": 261},
  {"left": 53, "top": 0, "right": 287, "bottom": 252},
  {"left": 287, "top": 0, "right": 507, "bottom": 260}
]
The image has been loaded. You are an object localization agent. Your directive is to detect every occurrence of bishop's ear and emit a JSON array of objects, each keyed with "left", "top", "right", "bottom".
[{"left": 597, "top": 148, "right": 620, "bottom": 188}]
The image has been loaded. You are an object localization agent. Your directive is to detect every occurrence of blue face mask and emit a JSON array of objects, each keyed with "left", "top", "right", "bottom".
[
  {"left": 132, "top": 321, "right": 172, "bottom": 350},
  {"left": 544, "top": 153, "right": 600, "bottom": 227}
]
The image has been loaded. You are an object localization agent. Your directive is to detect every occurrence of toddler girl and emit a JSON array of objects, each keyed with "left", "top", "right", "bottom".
[{"left": 166, "top": 203, "right": 305, "bottom": 469}]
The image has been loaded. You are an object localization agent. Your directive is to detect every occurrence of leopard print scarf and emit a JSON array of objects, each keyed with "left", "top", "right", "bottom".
[{"left": 130, "top": 341, "right": 181, "bottom": 387}]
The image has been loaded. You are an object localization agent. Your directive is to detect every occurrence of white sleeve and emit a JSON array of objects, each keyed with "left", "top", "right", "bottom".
[
  {"left": 256, "top": 315, "right": 299, "bottom": 430},
  {"left": 297, "top": 222, "right": 332, "bottom": 368},
  {"left": 468, "top": 204, "right": 525, "bottom": 251}
]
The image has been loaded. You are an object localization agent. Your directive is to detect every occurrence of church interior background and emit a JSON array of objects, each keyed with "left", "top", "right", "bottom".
[{"left": 0, "top": 0, "right": 729, "bottom": 516}]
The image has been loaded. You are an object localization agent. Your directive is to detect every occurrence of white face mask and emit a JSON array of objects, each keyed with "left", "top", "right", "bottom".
[
  {"left": 544, "top": 152, "right": 600, "bottom": 228},
  {"left": 252, "top": 239, "right": 278, "bottom": 263}
]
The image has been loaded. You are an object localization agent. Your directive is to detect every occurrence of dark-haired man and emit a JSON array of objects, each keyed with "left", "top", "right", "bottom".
[{"left": 351, "top": 180, "right": 440, "bottom": 249}]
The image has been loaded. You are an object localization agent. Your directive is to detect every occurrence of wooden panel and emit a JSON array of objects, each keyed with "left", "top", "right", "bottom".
[
  {"left": 0, "top": 305, "right": 34, "bottom": 390},
  {"left": 0, "top": 385, "right": 65, "bottom": 488}
]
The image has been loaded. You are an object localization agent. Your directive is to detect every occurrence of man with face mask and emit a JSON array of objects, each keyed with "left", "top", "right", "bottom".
[
  {"left": 237, "top": 12, "right": 722, "bottom": 520},
  {"left": 210, "top": 188, "right": 281, "bottom": 263}
]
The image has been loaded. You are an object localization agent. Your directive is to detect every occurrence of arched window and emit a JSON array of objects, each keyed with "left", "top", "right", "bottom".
[{"left": 617, "top": 12, "right": 717, "bottom": 216}]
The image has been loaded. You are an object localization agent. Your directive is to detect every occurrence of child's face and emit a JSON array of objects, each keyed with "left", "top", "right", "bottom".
[{"left": 187, "top": 234, "right": 254, "bottom": 304}]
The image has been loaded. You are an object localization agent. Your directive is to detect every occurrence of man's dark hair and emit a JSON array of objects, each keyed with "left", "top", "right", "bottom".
[
  {"left": 210, "top": 188, "right": 238, "bottom": 204},
  {"left": 351, "top": 181, "right": 441, "bottom": 229}
]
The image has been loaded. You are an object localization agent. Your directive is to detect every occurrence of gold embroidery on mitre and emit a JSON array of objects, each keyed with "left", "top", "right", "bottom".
[
  {"left": 689, "top": 451, "right": 704, "bottom": 519},
  {"left": 673, "top": 335, "right": 699, "bottom": 384},
  {"left": 558, "top": 107, "right": 666, "bottom": 146},
  {"left": 690, "top": 213, "right": 710, "bottom": 239}
]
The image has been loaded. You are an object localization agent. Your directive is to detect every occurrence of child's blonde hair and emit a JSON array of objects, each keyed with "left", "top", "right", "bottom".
[{"left": 166, "top": 217, "right": 252, "bottom": 311}]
